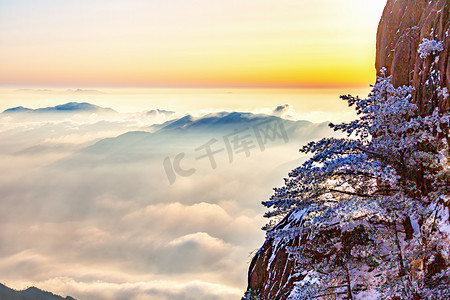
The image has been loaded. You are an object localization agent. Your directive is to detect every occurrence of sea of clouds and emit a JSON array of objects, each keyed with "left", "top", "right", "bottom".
[{"left": 0, "top": 103, "right": 336, "bottom": 300}]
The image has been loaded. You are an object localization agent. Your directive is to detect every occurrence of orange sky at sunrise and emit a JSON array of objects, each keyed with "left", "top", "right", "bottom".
[{"left": 0, "top": 0, "right": 387, "bottom": 88}]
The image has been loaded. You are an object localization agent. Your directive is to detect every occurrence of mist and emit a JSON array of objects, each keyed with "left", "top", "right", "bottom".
[{"left": 0, "top": 104, "right": 338, "bottom": 299}]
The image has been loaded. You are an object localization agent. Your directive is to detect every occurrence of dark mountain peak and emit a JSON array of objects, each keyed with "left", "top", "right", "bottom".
[
  {"left": 0, "top": 282, "right": 75, "bottom": 300},
  {"left": 157, "top": 114, "right": 196, "bottom": 131},
  {"left": 3, "top": 106, "right": 33, "bottom": 113},
  {"left": 157, "top": 111, "right": 285, "bottom": 132},
  {"left": 2, "top": 102, "right": 116, "bottom": 114},
  {"left": 37, "top": 102, "right": 116, "bottom": 113}
]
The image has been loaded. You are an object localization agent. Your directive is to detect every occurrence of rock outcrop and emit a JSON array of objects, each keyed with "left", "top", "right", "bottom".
[
  {"left": 243, "top": 1, "right": 450, "bottom": 299},
  {"left": 244, "top": 213, "right": 302, "bottom": 300},
  {"left": 376, "top": 0, "right": 449, "bottom": 113}
]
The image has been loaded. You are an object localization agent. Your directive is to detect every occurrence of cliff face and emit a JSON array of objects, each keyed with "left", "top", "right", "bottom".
[
  {"left": 376, "top": 0, "right": 449, "bottom": 113},
  {"left": 243, "top": 1, "right": 450, "bottom": 299},
  {"left": 244, "top": 214, "right": 303, "bottom": 300}
]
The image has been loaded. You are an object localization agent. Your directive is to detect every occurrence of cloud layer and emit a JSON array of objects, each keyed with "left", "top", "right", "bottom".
[{"left": 0, "top": 105, "right": 336, "bottom": 299}]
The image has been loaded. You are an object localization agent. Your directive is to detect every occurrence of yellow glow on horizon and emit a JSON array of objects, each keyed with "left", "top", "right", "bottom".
[{"left": 0, "top": 0, "right": 387, "bottom": 88}]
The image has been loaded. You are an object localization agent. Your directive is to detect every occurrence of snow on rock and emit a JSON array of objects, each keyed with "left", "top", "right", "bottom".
[{"left": 418, "top": 38, "right": 445, "bottom": 59}]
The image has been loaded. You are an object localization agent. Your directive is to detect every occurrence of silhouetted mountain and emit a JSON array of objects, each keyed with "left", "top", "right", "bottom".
[
  {"left": 3, "top": 102, "right": 116, "bottom": 114},
  {"left": 2, "top": 106, "right": 33, "bottom": 113},
  {"left": 153, "top": 112, "right": 314, "bottom": 133},
  {"left": 0, "top": 283, "right": 75, "bottom": 300}
]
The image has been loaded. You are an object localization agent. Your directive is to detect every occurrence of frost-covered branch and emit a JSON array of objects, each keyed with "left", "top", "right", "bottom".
[{"left": 262, "top": 70, "right": 450, "bottom": 299}]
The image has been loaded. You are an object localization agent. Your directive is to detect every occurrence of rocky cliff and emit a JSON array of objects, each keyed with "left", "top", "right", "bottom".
[
  {"left": 243, "top": 1, "right": 450, "bottom": 299},
  {"left": 376, "top": 0, "right": 449, "bottom": 113},
  {"left": 243, "top": 213, "right": 303, "bottom": 300}
]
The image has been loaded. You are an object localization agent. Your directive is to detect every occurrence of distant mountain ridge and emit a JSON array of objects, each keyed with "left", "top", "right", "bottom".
[
  {"left": 150, "top": 111, "right": 313, "bottom": 132},
  {"left": 0, "top": 283, "right": 75, "bottom": 300},
  {"left": 74, "top": 111, "right": 329, "bottom": 165},
  {"left": 90, "top": 111, "right": 321, "bottom": 149},
  {"left": 3, "top": 102, "right": 116, "bottom": 114}
]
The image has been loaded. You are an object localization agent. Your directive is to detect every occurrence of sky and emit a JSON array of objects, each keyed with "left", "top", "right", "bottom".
[{"left": 0, "top": 0, "right": 387, "bottom": 88}]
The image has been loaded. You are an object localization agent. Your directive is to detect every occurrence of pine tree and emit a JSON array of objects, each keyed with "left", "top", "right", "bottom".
[{"left": 263, "top": 59, "right": 450, "bottom": 299}]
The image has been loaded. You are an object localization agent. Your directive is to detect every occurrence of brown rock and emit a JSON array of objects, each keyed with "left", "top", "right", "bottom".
[
  {"left": 243, "top": 215, "right": 302, "bottom": 300},
  {"left": 376, "top": 0, "right": 449, "bottom": 114}
]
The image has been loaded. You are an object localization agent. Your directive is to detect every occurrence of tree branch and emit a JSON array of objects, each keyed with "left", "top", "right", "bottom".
[{"left": 328, "top": 188, "right": 374, "bottom": 198}]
